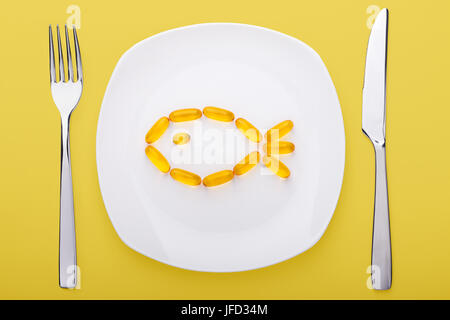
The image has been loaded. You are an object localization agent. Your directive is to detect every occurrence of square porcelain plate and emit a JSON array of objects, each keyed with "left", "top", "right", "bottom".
[{"left": 97, "top": 23, "right": 345, "bottom": 272}]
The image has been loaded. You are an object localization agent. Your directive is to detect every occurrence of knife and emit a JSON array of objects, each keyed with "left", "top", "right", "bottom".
[{"left": 362, "top": 8, "right": 391, "bottom": 290}]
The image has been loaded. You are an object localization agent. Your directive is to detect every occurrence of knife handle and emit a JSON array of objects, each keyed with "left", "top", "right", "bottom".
[{"left": 371, "top": 141, "right": 392, "bottom": 290}]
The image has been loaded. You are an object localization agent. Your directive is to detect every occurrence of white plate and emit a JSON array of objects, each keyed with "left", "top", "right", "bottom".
[{"left": 97, "top": 23, "right": 345, "bottom": 272}]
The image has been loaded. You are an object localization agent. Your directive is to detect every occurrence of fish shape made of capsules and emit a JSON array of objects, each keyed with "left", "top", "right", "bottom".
[{"left": 144, "top": 106, "right": 295, "bottom": 187}]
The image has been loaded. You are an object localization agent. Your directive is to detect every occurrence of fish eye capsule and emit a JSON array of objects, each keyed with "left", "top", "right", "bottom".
[
  {"left": 170, "top": 168, "right": 201, "bottom": 186},
  {"left": 262, "top": 155, "right": 290, "bottom": 179},
  {"left": 169, "top": 108, "right": 202, "bottom": 122},
  {"left": 173, "top": 132, "right": 190, "bottom": 145},
  {"left": 265, "top": 120, "right": 294, "bottom": 142},
  {"left": 233, "top": 151, "right": 260, "bottom": 176},
  {"left": 145, "top": 145, "right": 171, "bottom": 173},
  {"left": 203, "top": 170, "right": 234, "bottom": 187},
  {"left": 263, "top": 141, "right": 295, "bottom": 155},
  {"left": 235, "top": 118, "right": 262, "bottom": 143},
  {"left": 145, "top": 117, "right": 169, "bottom": 144},
  {"left": 203, "top": 106, "right": 235, "bottom": 122}
]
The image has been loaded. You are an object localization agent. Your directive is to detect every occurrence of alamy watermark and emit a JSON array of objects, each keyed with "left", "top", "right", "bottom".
[
  {"left": 66, "top": 5, "right": 81, "bottom": 29},
  {"left": 366, "top": 5, "right": 381, "bottom": 29}
]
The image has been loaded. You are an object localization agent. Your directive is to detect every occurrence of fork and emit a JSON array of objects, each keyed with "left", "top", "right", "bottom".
[{"left": 49, "top": 25, "right": 83, "bottom": 288}]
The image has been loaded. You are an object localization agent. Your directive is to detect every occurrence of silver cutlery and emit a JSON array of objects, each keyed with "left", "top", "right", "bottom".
[
  {"left": 49, "top": 25, "right": 83, "bottom": 288},
  {"left": 362, "top": 8, "right": 391, "bottom": 290}
]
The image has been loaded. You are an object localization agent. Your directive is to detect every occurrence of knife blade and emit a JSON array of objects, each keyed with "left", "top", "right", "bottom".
[
  {"left": 362, "top": 8, "right": 392, "bottom": 290},
  {"left": 362, "top": 8, "right": 388, "bottom": 142}
]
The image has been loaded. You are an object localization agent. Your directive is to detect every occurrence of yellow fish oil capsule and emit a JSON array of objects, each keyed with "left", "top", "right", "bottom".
[
  {"left": 170, "top": 168, "right": 201, "bottom": 186},
  {"left": 233, "top": 151, "right": 260, "bottom": 176},
  {"left": 172, "top": 132, "right": 190, "bottom": 145},
  {"left": 145, "top": 145, "right": 171, "bottom": 173},
  {"left": 203, "top": 106, "right": 235, "bottom": 122},
  {"left": 235, "top": 118, "right": 262, "bottom": 143},
  {"left": 169, "top": 108, "right": 202, "bottom": 122},
  {"left": 262, "top": 155, "right": 290, "bottom": 179},
  {"left": 203, "top": 170, "right": 234, "bottom": 187},
  {"left": 265, "top": 120, "right": 294, "bottom": 142},
  {"left": 263, "top": 141, "right": 295, "bottom": 155},
  {"left": 145, "top": 117, "right": 169, "bottom": 144}
]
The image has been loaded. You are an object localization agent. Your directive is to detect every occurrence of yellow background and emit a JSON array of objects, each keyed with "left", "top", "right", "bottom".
[{"left": 0, "top": 0, "right": 449, "bottom": 299}]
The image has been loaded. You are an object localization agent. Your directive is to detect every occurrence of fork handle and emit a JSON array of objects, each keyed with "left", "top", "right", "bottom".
[
  {"left": 371, "top": 141, "right": 392, "bottom": 290},
  {"left": 59, "top": 116, "right": 77, "bottom": 288}
]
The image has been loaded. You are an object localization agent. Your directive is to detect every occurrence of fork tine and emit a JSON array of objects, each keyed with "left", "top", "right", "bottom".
[
  {"left": 73, "top": 27, "right": 83, "bottom": 82},
  {"left": 49, "top": 26, "right": 56, "bottom": 83},
  {"left": 56, "top": 25, "right": 65, "bottom": 82},
  {"left": 64, "top": 25, "right": 74, "bottom": 81}
]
